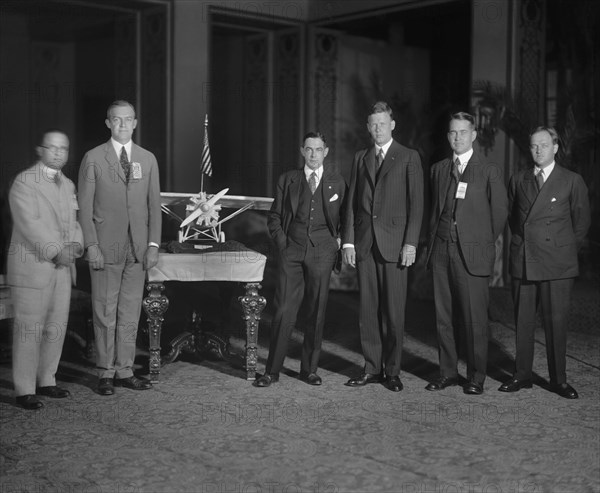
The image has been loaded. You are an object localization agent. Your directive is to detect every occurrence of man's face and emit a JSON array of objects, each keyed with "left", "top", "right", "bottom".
[
  {"left": 301, "top": 137, "right": 328, "bottom": 170},
  {"left": 530, "top": 130, "right": 558, "bottom": 168},
  {"left": 447, "top": 119, "right": 476, "bottom": 155},
  {"left": 37, "top": 132, "right": 69, "bottom": 170},
  {"left": 106, "top": 104, "right": 137, "bottom": 144},
  {"left": 367, "top": 112, "right": 395, "bottom": 147}
]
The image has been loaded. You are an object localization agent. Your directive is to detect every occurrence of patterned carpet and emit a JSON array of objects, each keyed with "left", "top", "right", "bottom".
[{"left": 0, "top": 280, "right": 599, "bottom": 493}]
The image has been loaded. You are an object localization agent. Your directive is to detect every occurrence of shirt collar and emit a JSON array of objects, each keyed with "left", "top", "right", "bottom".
[
  {"left": 376, "top": 139, "right": 393, "bottom": 157},
  {"left": 40, "top": 163, "right": 61, "bottom": 182},
  {"left": 111, "top": 138, "right": 133, "bottom": 160},
  {"left": 304, "top": 165, "right": 322, "bottom": 181},
  {"left": 535, "top": 161, "right": 555, "bottom": 177},
  {"left": 453, "top": 148, "right": 474, "bottom": 170}
]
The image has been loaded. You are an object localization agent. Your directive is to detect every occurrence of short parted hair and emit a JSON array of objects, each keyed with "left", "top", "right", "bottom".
[
  {"left": 37, "top": 129, "right": 68, "bottom": 147},
  {"left": 369, "top": 101, "right": 394, "bottom": 120},
  {"left": 450, "top": 111, "right": 476, "bottom": 129},
  {"left": 106, "top": 100, "right": 136, "bottom": 119},
  {"left": 302, "top": 131, "right": 327, "bottom": 147},
  {"left": 530, "top": 126, "right": 559, "bottom": 144}
]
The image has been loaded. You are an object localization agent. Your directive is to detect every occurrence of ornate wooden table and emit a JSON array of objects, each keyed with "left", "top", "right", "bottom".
[{"left": 143, "top": 250, "right": 267, "bottom": 382}]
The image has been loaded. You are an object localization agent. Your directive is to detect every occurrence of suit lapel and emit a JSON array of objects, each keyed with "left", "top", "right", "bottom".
[
  {"left": 363, "top": 148, "right": 377, "bottom": 188},
  {"left": 321, "top": 167, "right": 334, "bottom": 231},
  {"left": 520, "top": 168, "right": 540, "bottom": 211},
  {"left": 377, "top": 140, "right": 400, "bottom": 182},
  {"left": 437, "top": 158, "right": 452, "bottom": 213},
  {"left": 35, "top": 164, "right": 63, "bottom": 226},
  {"left": 105, "top": 140, "right": 127, "bottom": 184},
  {"left": 526, "top": 165, "right": 563, "bottom": 218}
]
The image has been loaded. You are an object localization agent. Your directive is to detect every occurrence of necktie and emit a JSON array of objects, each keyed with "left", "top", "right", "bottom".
[
  {"left": 452, "top": 158, "right": 461, "bottom": 182},
  {"left": 53, "top": 171, "right": 62, "bottom": 186},
  {"left": 120, "top": 146, "right": 130, "bottom": 181},
  {"left": 308, "top": 171, "right": 317, "bottom": 194},
  {"left": 535, "top": 169, "right": 544, "bottom": 192},
  {"left": 377, "top": 148, "right": 384, "bottom": 168}
]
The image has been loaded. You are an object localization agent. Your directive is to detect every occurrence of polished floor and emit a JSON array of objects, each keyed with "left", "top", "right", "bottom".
[{"left": 0, "top": 279, "right": 598, "bottom": 493}]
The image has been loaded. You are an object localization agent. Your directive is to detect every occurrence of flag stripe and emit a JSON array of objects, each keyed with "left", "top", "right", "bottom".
[{"left": 201, "top": 126, "right": 213, "bottom": 177}]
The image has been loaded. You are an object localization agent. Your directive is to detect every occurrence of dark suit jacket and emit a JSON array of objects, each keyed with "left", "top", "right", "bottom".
[
  {"left": 508, "top": 164, "right": 590, "bottom": 281},
  {"left": 268, "top": 166, "right": 346, "bottom": 251},
  {"left": 426, "top": 150, "right": 508, "bottom": 276},
  {"left": 78, "top": 140, "right": 162, "bottom": 264},
  {"left": 342, "top": 140, "right": 424, "bottom": 262}
]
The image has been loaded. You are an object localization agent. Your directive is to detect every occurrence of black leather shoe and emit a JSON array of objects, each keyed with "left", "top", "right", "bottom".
[
  {"left": 115, "top": 376, "right": 152, "bottom": 390},
  {"left": 345, "top": 373, "right": 383, "bottom": 387},
  {"left": 553, "top": 383, "right": 578, "bottom": 399},
  {"left": 97, "top": 378, "right": 115, "bottom": 395},
  {"left": 16, "top": 395, "right": 43, "bottom": 410},
  {"left": 498, "top": 378, "right": 532, "bottom": 393},
  {"left": 37, "top": 386, "right": 70, "bottom": 398},
  {"left": 425, "top": 376, "right": 458, "bottom": 391},
  {"left": 463, "top": 382, "right": 484, "bottom": 395},
  {"left": 386, "top": 375, "right": 403, "bottom": 392},
  {"left": 254, "top": 373, "right": 279, "bottom": 387},
  {"left": 300, "top": 372, "right": 322, "bottom": 386}
]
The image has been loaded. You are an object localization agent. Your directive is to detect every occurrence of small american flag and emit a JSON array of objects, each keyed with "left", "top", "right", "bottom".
[{"left": 200, "top": 114, "right": 213, "bottom": 177}]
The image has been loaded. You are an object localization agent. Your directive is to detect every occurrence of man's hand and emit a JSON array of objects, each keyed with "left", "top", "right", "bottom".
[
  {"left": 86, "top": 244, "right": 105, "bottom": 271},
  {"left": 400, "top": 244, "right": 417, "bottom": 267},
  {"left": 54, "top": 242, "right": 83, "bottom": 267},
  {"left": 343, "top": 246, "right": 356, "bottom": 268},
  {"left": 143, "top": 245, "right": 159, "bottom": 271}
]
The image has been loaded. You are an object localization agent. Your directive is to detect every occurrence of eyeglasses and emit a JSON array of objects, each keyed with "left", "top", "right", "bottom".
[{"left": 41, "top": 145, "right": 69, "bottom": 154}]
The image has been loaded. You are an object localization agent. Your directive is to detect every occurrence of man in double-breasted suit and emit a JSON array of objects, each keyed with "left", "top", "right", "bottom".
[
  {"left": 499, "top": 126, "right": 590, "bottom": 399},
  {"left": 255, "top": 132, "right": 346, "bottom": 387},
  {"left": 426, "top": 112, "right": 507, "bottom": 395},
  {"left": 8, "top": 130, "right": 84, "bottom": 409},
  {"left": 342, "top": 101, "right": 424, "bottom": 392},
  {"left": 78, "top": 100, "right": 161, "bottom": 395}
]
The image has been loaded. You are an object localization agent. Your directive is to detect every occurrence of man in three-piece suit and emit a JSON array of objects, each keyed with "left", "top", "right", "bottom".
[
  {"left": 342, "top": 101, "right": 424, "bottom": 392},
  {"left": 78, "top": 100, "right": 161, "bottom": 395},
  {"left": 8, "top": 130, "right": 84, "bottom": 409},
  {"left": 425, "top": 112, "right": 507, "bottom": 395},
  {"left": 255, "top": 132, "right": 346, "bottom": 387},
  {"left": 499, "top": 126, "right": 590, "bottom": 399}
]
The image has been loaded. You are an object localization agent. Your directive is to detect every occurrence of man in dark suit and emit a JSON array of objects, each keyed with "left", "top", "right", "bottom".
[
  {"left": 425, "top": 112, "right": 508, "bottom": 395},
  {"left": 78, "top": 100, "right": 162, "bottom": 395},
  {"left": 499, "top": 126, "right": 590, "bottom": 399},
  {"left": 255, "top": 132, "right": 346, "bottom": 387},
  {"left": 342, "top": 101, "right": 424, "bottom": 392},
  {"left": 8, "top": 130, "right": 84, "bottom": 409}
]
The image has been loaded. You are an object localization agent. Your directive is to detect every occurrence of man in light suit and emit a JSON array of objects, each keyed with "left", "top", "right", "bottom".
[
  {"left": 342, "top": 101, "right": 424, "bottom": 392},
  {"left": 255, "top": 132, "right": 346, "bottom": 387},
  {"left": 8, "top": 130, "right": 84, "bottom": 409},
  {"left": 78, "top": 100, "right": 161, "bottom": 395},
  {"left": 499, "top": 126, "right": 590, "bottom": 399},
  {"left": 425, "top": 112, "right": 507, "bottom": 395}
]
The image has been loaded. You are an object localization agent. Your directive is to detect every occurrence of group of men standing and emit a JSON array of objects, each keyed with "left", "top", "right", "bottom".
[
  {"left": 257, "top": 102, "right": 590, "bottom": 402},
  {"left": 6, "top": 99, "right": 590, "bottom": 410},
  {"left": 7, "top": 100, "right": 161, "bottom": 409}
]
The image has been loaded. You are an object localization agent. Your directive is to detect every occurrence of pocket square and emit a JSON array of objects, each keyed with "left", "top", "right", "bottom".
[
  {"left": 329, "top": 194, "right": 339, "bottom": 202},
  {"left": 551, "top": 197, "right": 557, "bottom": 202}
]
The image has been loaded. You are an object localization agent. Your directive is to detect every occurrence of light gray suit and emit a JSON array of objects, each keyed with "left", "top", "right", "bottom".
[
  {"left": 78, "top": 140, "right": 161, "bottom": 379},
  {"left": 7, "top": 163, "right": 83, "bottom": 396}
]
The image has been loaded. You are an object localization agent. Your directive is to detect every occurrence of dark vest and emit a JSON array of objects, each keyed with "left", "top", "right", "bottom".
[
  {"left": 288, "top": 177, "right": 330, "bottom": 246},
  {"left": 437, "top": 167, "right": 460, "bottom": 242}
]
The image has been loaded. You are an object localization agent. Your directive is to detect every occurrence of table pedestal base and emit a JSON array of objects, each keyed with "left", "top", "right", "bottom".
[{"left": 142, "top": 281, "right": 266, "bottom": 382}]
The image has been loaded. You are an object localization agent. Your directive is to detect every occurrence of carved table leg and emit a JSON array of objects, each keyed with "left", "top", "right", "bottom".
[
  {"left": 238, "top": 282, "right": 266, "bottom": 380},
  {"left": 143, "top": 282, "right": 169, "bottom": 383}
]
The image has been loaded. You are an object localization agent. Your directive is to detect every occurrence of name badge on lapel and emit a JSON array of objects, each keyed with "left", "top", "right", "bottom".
[
  {"left": 131, "top": 162, "right": 142, "bottom": 180},
  {"left": 455, "top": 182, "right": 468, "bottom": 199}
]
